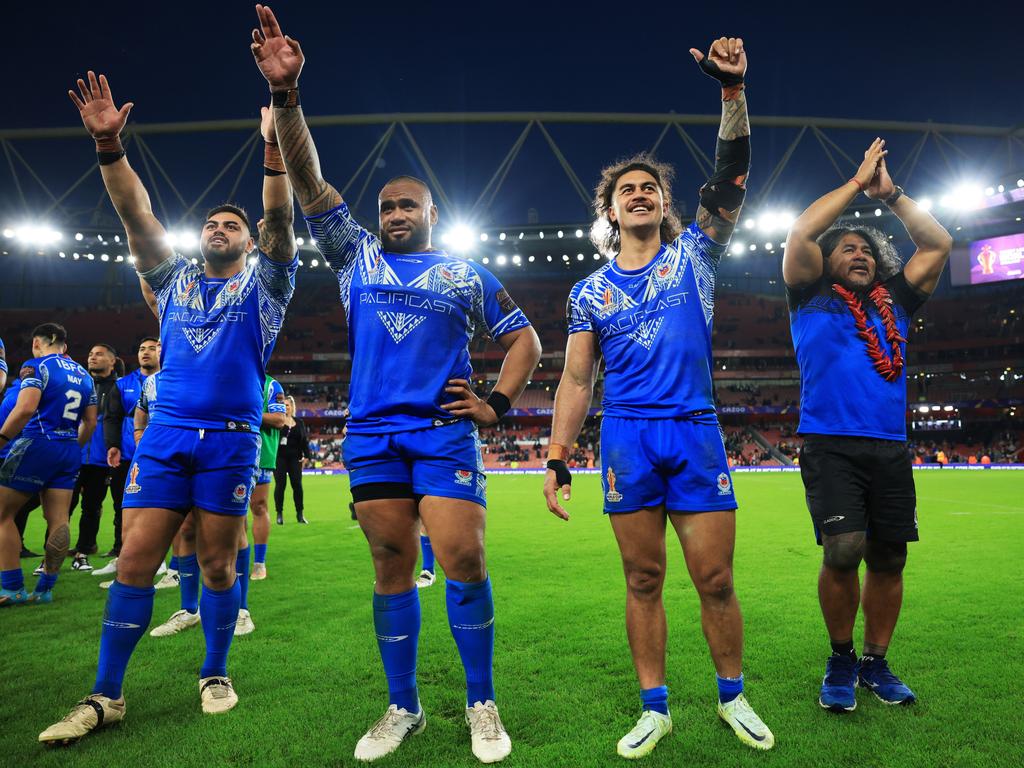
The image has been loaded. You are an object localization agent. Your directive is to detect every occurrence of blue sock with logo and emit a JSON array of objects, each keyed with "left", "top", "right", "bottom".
[
  {"left": 199, "top": 580, "right": 240, "bottom": 679},
  {"left": 717, "top": 673, "right": 744, "bottom": 704},
  {"left": 93, "top": 581, "right": 155, "bottom": 698},
  {"left": 35, "top": 571, "right": 59, "bottom": 593},
  {"left": 373, "top": 587, "right": 420, "bottom": 713},
  {"left": 446, "top": 576, "right": 495, "bottom": 706},
  {"left": 179, "top": 553, "right": 200, "bottom": 614},
  {"left": 235, "top": 546, "right": 250, "bottom": 611},
  {"left": 1, "top": 568, "right": 24, "bottom": 592},
  {"left": 420, "top": 536, "right": 434, "bottom": 574},
  {"left": 253, "top": 543, "right": 267, "bottom": 565},
  {"left": 169, "top": 555, "right": 179, "bottom": 571},
  {"left": 641, "top": 685, "right": 669, "bottom": 715}
]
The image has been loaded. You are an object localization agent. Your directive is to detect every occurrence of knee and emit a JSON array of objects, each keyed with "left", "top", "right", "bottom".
[
  {"left": 443, "top": 547, "right": 486, "bottom": 582},
  {"left": 197, "top": 551, "right": 237, "bottom": 589},
  {"left": 864, "top": 541, "right": 907, "bottom": 574},
  {"left": 694, "top": 564, "right": 734, "bottom": 604},
  {"left": 624, "top": 563, "right": 664, "bottom": 599},
  {"left": 822, "top": 532, "right": 865, "bottom": 572},
  {"left": 251, "top": 497, "right": 268, "bottom": 517}
]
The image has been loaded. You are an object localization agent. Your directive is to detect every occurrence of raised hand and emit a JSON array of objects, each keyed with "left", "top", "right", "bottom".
[
  {"left": 853, "top": 138, "right": 888, "bottom": 192},
  {"left": 865, "top": 156, "right": 896, "bottom": 200},
  {"left": 68, "top": 71, "right": 133, "bottom": 142},
  {"left": 690, "top": 37, "right": 747, "bottom": 84},
  {"left": 251, "top": 4, "right": 304, "bottom": 91},
  {"left": 260, "top": 105, "right": 276, "bottom": 144}
]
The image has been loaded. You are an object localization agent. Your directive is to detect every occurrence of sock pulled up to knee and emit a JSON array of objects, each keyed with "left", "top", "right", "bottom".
[
  {"left": 178, "top": 553, "right": 200, "bottom": 614},
  {"left": 373, "top": 587, "right": 421, "bottom": 713},
  {"left": 253, "top": 543, "right": 267, "bottom": 565},
  {"left": 235, "top": 546, "right": 250, "bottom": 611},
  {"left": 446, "top": 576, "right": 495, "bottom": 707},
  {"left": 199, "top": 579, "right": 241, "bottom": 679},
  {"left": 93, "top": 581, "right": 156, "bottom": 699},
  {"left": 420, "top": 536, "right": 434, "bottom": 574}
]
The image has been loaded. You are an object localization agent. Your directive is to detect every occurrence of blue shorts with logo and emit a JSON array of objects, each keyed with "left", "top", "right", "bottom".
[
  {"left": 343, "top": 420, "right": 486, "bottom": 507},
  {"left": 255, "top": 467, "right": 274, "bottom": 486},
  {"left": 600, "top": 414, "right": 737, "bottom": 514},
  {"left": 0, "top": 437, "right": 81, "bottom": 493},
  {"left": 122, "top": 424, "right": 260, "bottom": 516}
]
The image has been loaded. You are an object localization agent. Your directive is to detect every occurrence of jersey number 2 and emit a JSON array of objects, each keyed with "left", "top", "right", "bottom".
[{"left": 63, "top": 390, "right": 82, "bottom": 420}]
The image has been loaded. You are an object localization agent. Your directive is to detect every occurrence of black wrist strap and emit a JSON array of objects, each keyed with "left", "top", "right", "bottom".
[
  {"left": 271, "top": 88, "right": 300, "bottom": 108},
  {"left": 264, "top": 167, "right": 286, "bottom": 176},
  {"left": 546, "top": 459, "right": 572, "bottom": 486},
  {"left": 0, "top": 433, "right": 10, "bottom": 443},
  {"left": 486, "top": 391, "right": 511, "bottom": 421},
  {"left": 884, "top": 185, "right": 905, "bottom": 207},
  {"left": 696, "top": 57, "right": 744, "bottom": 88},
  {"left": 97, "top": 150, "right": 126, "bottom": 166}
]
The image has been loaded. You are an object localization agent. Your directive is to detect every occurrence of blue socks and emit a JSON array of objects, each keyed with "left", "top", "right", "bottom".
[
  {"left": 641, "top": 685, "right": 670, "bottom": 715},
  {"left": 1, "top": 568, "right": 24, "bottom": 592},
  {"left": 93, "top": 582, "right": 155, "bottom": 699},
  {"left": 199, "top": 580, "right": 240, "bottom": 679},
  {"left": 169, "top": 555, "right": 179, "bottom": 571},
  {"left": 254, "top": 543, "right": 267, "bottom": 565},
  {"left": 446, "top": 577, "right": 495, "bottom": 706},
  {"left": 35, "top": 571, "right": 58, "bottom": 593},
  {"left": 236, "top": 546, "right": 250, "bottom": 611},
  {"left": 373, "top": 588, "right": 421, "bottom": 713},
  {"left": 717, "top": 673, "right": 744, "bottom": 703},
  {"left": 420, "top": 536, "right": 434, "bottom": 574},
  {"left": 179, "top": 553, "right": 200, "bottom": 614}
]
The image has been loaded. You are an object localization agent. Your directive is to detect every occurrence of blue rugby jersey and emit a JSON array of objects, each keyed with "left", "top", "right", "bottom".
[
  {"left": 17, "top": 354, "right": 96, "bottom": 440},
  {"left": 567, "top": 223, "right": 727, "bottom": 418},
  {"left": 788, "top": 271, "right": 926, "bottom": 440},
  {"left": 266, "top": 378, "right": 286, "bottom": 414},
  {"left": 139, "top": 251, "right": 297, "bottom": 430},
  {"left": 137, "top": 371, "right": 160, "bottom": 418},
  {"left": 0, "top": 379, "right": 21, "bottom": 459},
  {"left": 305, "top": 203, "right": 531, "bottom": 435},
  {"left": 0, "top": 335, "right": 7, "bottom": 379}
]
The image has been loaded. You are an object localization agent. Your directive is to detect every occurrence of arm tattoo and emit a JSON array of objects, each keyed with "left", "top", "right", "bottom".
[
  {"left": 259, "top": 201, "right": 297, "bottom": 261},
  {"left": 696, "top": 204, "right": 738, "bottom": 241},
  {"left": 273, "top": 106, "right": 343, "bottom": 215},
  {"left": 719, "top": 91, "right": 750, "bottom": 141}
]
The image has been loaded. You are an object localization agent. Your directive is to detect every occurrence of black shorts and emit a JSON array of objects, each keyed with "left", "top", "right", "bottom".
[{"left": 799, "top": 435, "right": 918, "bottom": 544}]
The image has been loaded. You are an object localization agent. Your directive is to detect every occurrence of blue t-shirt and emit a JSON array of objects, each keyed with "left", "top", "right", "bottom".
[
  {"left": 567, "top": 223, "right": 727, "bottom": 418},
  {"left": 139, "top": 251, "right": 297, "bottom": 430},
  {"left": 18, "top": 354, "right": 96, "bottom": 441},
  {"left": 0, "top": 379, "right": 21, "bottom": 459},
  {"left": 305, "top": 202, "right": 531, "bottom": 435},
  {"left": 788, "top": 271, "right": 926, "bottom": 440},
  {"left": 114, "top": 368, "right": 148, "bottom": 461},
  {"left": 0, "top": 335, "right": 7, "bottom": 379}
]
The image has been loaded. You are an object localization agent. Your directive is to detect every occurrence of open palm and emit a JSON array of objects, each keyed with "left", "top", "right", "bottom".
[
  {"left": 252, "top": 4, "right": 303, "bottom": 89},
  {"left": 68, "top": 71, "right": 133, "bottom": 139}
]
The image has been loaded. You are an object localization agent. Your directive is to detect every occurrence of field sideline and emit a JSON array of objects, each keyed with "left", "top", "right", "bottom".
[{"left": 2, "top": 472, "right": 1021, "bottom": 768}]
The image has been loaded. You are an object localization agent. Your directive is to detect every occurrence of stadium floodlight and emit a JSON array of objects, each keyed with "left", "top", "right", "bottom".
[
  {"left": 918, "top": 198, "right": 932, "bottom": 211},
  {"left": 743, "top": 218, "right": 755, "bottom": 230},
  {"left": 499, "top": 232, "right": 506, "bottom": 241},
  {"left": 164, "top": 232, "right": 178, "bottom": 247},
  {"left": 190, "top": 257, "right": 198, "bottom": 265},
  {"left": 930, "top": 405, "right": 940, "bottom": 411},
  {"left": 538, "top": 231, "right": 545, "bottom": 239},
  {"left": 74, "top": 232, "right": 84, "bottom": 241},
  {"left": 854, "top": 211, "right": 861, "bottom": 218},
  {"left": 778, "top": 210, "right": 796, "bottom": 227},
  {"left": 298, "top": 259, "right": 304, "bottom": 266},
  {"left": 1018, "top": 179, "right": 1024, "bottom": 188},
  {"left": 576, "top": 253, "right": 584, "bottom": 261},
  {"left": 127, "top": 255, "right": 135, "bottom": 265},
  {"left": 998, "top": 184, "right": 1005, "bottom": 193},
  {"left": 114, "top": 235, "right": 121, "bottom": 243},
  {"left": 512, "top": 254, "right": 522, "bottom": 265},
  {"left": 177, "top": 231, "right": 198, "bottom": 248},
  {"left": 311, "top": 258, "right": 319, "bottom": 267},
  {"left": 593, "top": 253, "right": 601, "bottom": 260},
  {"left": 295, "top": 236, "right": 304, "bottom": 245},
  {"left": 59, "top": 252, "right": 66, "bottom": 258},
  {"left": 518, "top": 232, "right": 524, "bottom": 240},
  {"left": 101, "top": 254, "right": 109, "bottom": 262},
  {"left": 918, "top": 405, "right": 929, "bottom": 413},
  {"left": 479, "top": 233, "right": 488, "bottom": 242},
  {"left": 557, "top": 230, "right": 564, "bottom": 238},
  {"left": 562, "top": 254, "right": 570, "bottom": 262},
  {"left": 445, "top": 224, "right": 475, "bottom": 252},
  {"left": 16, "top": 225, "right": 61, "bottom": 245},
  {"left": 2, "top": 228, "right": 13, "bottom": 238},
  {"left": 985, "top": 186, "right": 994, "bottom": 196},
  {"left": 115, "top": 255, "right": 124, "bottom": 262},
  {"left": 481, "top": 256, "right": 489, "bottom": 265},
  {"left": 528, "top": 255, "right": 535, "bottom": 262},
  {"left": 575, "top": 229, "right": 584, "bottom": 238},
  {"left": 943, "top": 405, "right": 954, "bottom": 412},
  {"left": 546, "top": 255, "right": 552, "bottom": 262},
  {"left": 731, "top": 242, "right": 745, "bottom": 255},
  {"left": 749, "top": 243, "right": 757, "bottom": 251},
  {"left": 72, "top": 253, "right": 80, "bottom": 260},
  {"left": 496, "top": 254, "right": 507, "bottom": 266},
  {"left": 757, "top": 212, "right": 777, "bottom": 232},
  {"left": 874, "top": 208, "right": 882, "bottom": 217},
  {"left": 943, "top": 183, "right": 984, "bottom": 211}
]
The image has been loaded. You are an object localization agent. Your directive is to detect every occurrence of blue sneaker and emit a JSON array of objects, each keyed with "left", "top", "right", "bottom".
[
  {"left": 27, "top": 590, "right": 53, "bottom": 605},
  {"left": 819, "top": 654, "right": 859, "bottom": 712},
  {"left": 0, "top": 588, "right": 29, "bottom": 607},
  {"left": 858, "top": 657, "right": 916, "bottom": 705}
]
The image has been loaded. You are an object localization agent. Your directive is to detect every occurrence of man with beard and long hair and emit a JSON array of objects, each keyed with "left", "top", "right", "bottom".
[
  {"left": 544, "top": 37, "right": 774, "bottom": 758},
  {"left": 250, "top": 6, "right": 541, "bottom": 763},
  {"left": 39, "top": 74, "right": 297, "bottom": 744},
  {"left": 784, "top": 139, "right": 951, "bottom": 713}
]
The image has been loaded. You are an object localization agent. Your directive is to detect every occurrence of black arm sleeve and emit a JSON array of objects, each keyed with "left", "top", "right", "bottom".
[
  {"left": 104, "top": 384, "right": 124, "bottom": 451},
  {"left": 885, "top": 271, "right": 929, "bottom": 316}
]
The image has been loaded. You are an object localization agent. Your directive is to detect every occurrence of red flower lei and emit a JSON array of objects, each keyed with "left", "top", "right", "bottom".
[{"left": 832, "top": 282, "right": 906, "bottom": 382}]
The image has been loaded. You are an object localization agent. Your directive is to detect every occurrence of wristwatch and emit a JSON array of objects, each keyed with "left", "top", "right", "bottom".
[{"left": 884, "top": 185, "right": 904, "bottom": 207}]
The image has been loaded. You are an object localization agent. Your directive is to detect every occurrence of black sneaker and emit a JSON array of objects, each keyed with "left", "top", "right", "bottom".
[
  {"left": 296, "top": 512, "right": 309, "bottom": 524},
  {"left": 71, "top": 553, "right": 93, "bottom": 572},
  {"left": 276, "top": 512, "right": 284, "bottom": 525}
]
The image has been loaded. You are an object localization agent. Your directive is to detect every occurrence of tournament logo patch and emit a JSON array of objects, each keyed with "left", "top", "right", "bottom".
[
  {"left": 454, "top": 469, "right": 474, "bottom": 487},
  {"left": 605, "top": 467, "right": 623, "bottom": 503},
  {"left": 232, "top": 483, "right": 248, "bottom": 503},
  {"left": 125, "top": 463, "right": 142, "bottom": 494},
  {"left": 716, "top": 472, "right": 733, "bottom": 496},
  {"left": 496, "top": 288, "right": 519, "bottom": 314}
]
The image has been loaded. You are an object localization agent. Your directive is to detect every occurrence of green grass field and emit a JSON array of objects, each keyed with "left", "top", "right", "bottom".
[{"left": 2, "top": 472, "right": 1022, "bottom": 768}]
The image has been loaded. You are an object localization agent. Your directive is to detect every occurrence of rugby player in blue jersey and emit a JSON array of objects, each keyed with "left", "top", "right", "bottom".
[
  {"left": 0, "top": 335, "right": 7, "bottom": 391},
  {"left": 39, "top": 73, "right": 297, "bottom": 743},
  {"left": 784, "top": 140, "right": 951, "bottom": 712},
  {"left": 252, "top": 6, "right": 541, "bottom": 762},
  {"left": 544, "top": 37, "right": 774, "bottom": 757},
  {"left": 0, "top": 324, "right": 97, "bottom": 606}
]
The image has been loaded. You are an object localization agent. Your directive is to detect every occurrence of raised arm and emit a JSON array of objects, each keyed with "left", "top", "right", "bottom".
[
  {"left": 543, "top": 332, "right": 600, "bottom": 521},
  {"left": 783, "top": 139, "right": 888, "bottom": 287},
  {"left": 690, "top": 37, "right": 750, "bottom": 244},
  {"left": 258, "top": 105, "right": 297, "bottom": 263},
  {"left": 251, "top": 4, "right": 342, "bottom": 216},
  {"left": 68, "top": 72, "right": 172, "bottom": 273},
  {"left": 864, "top": 158, "right": 953, "bottom": 295}
]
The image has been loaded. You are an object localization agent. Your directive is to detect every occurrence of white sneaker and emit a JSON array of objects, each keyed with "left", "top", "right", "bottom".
[
  {"left": 234, "top": 608, "right": 255, "bottom": 636},
  {"left": 38, "top": 694, "right": 126, "bottom": 744},
  {"left": 717, "top": 693, "right": 774, "bottom": 750},
  {"left": 99, "top": 579, "right": 114, "bottom": 589},
  {"left": 92, "top": 557, "right": 118, "bottom": 577},
  {"left": 250, "top": 562, "right": 267, "bottom": 581},
  {"left": 156, "top": 561, "right": 167, "bottom": 576},
  {"left": 199, "top": 676, "right": 238, "bottom": 714},
  {"left": 616, "top": 709, "right": 672, "bottom": 759},
  {"left": 466, "top": 700, "right": 511, "bottom": 763},
  {"left": 354, "top": 704, "right": 426, "bottom": 761},
  {"left": 155, "top": 570, "right": 180, "bottom": 590},
  {"left": 150, "top": 609, "right": 200, "bottom": 637},
  {"left": 415, "top": 570, "right": 436, "bottom": 589}
]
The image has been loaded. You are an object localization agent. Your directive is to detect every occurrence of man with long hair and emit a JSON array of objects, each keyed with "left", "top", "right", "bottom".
[
  {"left": 544, "top": 37, "right": 773, "bottom": 758},
  {"left": 784, "top": 140, "right": 951, "bottom": 712}
]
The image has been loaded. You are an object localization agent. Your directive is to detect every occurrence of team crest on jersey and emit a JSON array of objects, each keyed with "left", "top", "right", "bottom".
[
  {"left": 125, "top": 463, "right": 142, "bottom": 494},
  {"left": 377, "top": 311, "right": 426, "bottom": 343},
  {"left": 605, "top": 467, "right": 623, "bottom": 503},
  {"left": 232, "top": 483, "right": 248, "bottom": 503},
  {"left": 454, "top": 469, "right": 474, "bottom": 486},
  {"left": 182, "top": 326, "right": 222, "bottom": 353},
  {"left": 627, "top": 316, "right": 665, "bottom": 350},
  {"left": 716, "top": 472, "right": 732, "bottom": 496}
]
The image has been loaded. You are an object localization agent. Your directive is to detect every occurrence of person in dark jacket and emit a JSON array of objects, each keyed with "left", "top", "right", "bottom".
[{"left": 274, "top": 396, "right": 311, "bottom": 525}]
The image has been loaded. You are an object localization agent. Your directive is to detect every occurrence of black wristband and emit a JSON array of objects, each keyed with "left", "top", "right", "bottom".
[
  {"left": 97, "top": 150, "right": 126, "bottom": 166},
  {"left": 271, "top": 88, "right": 300, "bottom": 108},
  {"left": 696, "top": 56, "right": 744, "bottom": 88},
  {"left": 0, "top": 433, "right": 11, "bottom": 443},
  {"left": 486, "top": 391, "right": 511, "bottom": 421},
  {"left": 884, "top": 185, "right": 905, "bottom": 207},
  {"left": 264, "top": 167, "right": 287, "bottom": 176},
  {"left": 546, "top": 459, "right": 572, "bottom": 487}
]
